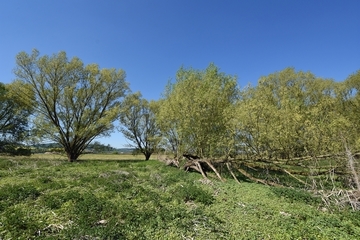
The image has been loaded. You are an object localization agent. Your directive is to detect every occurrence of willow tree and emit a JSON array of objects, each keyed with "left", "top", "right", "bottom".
[
  {"left": 119, "top": 92, "right": 161, "bottom": 160},
  {"left": 157, "top": 63, "right": 239, "bottom": 159},
  {"left": 237, "top": 68, "right": 340, "bottom": 160},
  {"left": 14, "top": 49, "right": 129, "bottom": 161}
]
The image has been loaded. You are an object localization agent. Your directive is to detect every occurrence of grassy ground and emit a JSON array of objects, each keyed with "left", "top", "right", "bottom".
[
  {"left": 0, "top": 156, "right": 359, "bottom": 239},
  {"left": 29, "top": 153, "right": 152, "bottom": 161}
]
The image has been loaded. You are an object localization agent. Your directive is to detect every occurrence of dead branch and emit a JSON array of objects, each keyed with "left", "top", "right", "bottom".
[
  {"left": 195, "top": 161, "right": 208, "bottom": 179},
  {"left": 203, "top": 159, "right": 224, "bottom": 182},
  {"left": 226, "top": 162, "right": 241, "bottom": 184},
  {"left": 157, "top": 155, "right": 179, "bottom": 167},
  {"left": 282, "top": 169, "right": 308, "bottom": 186},
  {"left": 236, "top": 167, "right": 282, "bottom": 187}
]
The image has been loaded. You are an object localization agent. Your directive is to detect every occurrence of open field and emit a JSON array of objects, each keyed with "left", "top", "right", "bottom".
[{"left": 0, "top": 156, "right": 360, "bottom": 239}]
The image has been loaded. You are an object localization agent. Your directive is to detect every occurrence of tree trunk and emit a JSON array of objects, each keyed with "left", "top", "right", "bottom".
[
  {"left": 144, "top": 152, "right": 151, "bottom": 160},
  {"left": 66, "top": 150, "right": 80, "bottom": 162}
]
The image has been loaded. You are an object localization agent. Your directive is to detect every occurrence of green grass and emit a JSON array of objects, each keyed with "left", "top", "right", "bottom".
[
  {"left": 29, "top": 153, "right": 153, "bottom": 161},
  {"left": 0, "top": 156, "right": 359, "bottom": 239}
]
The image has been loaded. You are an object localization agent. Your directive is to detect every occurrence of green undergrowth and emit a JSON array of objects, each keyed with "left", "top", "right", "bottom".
[{"left": 0, "top": 157, "right": 359, "bottom": 239}]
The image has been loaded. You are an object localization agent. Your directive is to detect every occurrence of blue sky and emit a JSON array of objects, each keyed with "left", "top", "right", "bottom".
[{"left": 1, "top": 0, "right": 359, "bottom": 148}]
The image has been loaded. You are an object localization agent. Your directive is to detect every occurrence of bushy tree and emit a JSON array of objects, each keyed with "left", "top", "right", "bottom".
[
  {"left": 237, "top": 68, "right": 342, "bottom": 160},
  {"left": 14, "top": 49, "right": 129, "bottom": 161},
  {"left": 157, "top": 63, "right": 239, "bottom": 159}
]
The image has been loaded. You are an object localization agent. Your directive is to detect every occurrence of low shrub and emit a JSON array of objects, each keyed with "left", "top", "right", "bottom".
[
  {"left": 15, "top": 147, "right": 32, "bottom": 156},
  {"left": 0, "top": 145, "right": 31, "bottom": 156}
]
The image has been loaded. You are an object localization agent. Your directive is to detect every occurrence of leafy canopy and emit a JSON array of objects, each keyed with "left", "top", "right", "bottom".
[
  {"left": 14, "top": 49, "right": 129, "bottom": 161},
  {"left": 157, "top": 63, "right": 239, "bottom": 158},
  {"left": 0, "top": 82, "right": 32, "bottom": 151},
  {"left": 237, "top": 67, "right": 346, "bottom": 159}
]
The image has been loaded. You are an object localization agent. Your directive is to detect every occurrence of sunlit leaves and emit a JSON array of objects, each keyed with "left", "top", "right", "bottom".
[
  {"left": 157, "top": 63, "right": 239, "bottom": 158},
  {"left": 14, "top": 49, "right": 129, "bottom": 161},
  {"left": 0, "top": 82, "right": 32, "bottom": 148},
  {"left": 236, "top": 68, "right": 348, "bottom": 159}
]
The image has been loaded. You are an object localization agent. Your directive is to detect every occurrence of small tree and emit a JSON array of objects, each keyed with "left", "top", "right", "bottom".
[
  {"left": 119, "top": 92, "right": 161, "bottom": 160},
  {"left": 14, "top": 49, "right": 129, "bottom": 161}
]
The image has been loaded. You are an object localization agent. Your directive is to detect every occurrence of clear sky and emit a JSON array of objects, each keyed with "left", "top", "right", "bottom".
[{"left": 1, "top": 0, "right": 359, "bottom": 148}]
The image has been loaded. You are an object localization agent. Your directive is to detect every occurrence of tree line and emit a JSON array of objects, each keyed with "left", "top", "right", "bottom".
[{"left": 1, "top": 50, "right": 359, "bottom": 170}]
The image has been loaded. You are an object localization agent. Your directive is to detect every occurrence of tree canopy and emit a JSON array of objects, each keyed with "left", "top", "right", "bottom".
[
  {"left": 0, "top": 82, "right": 32, "bottom": 152},
  {"left": 156, "top": 63, "right": 239, "bottom": 159},
  {"left": 14, "top": 49, "right": 129, "bottom": 161},
  {"left": 236, "top": 68, "right": 341, "bottom": 159}
]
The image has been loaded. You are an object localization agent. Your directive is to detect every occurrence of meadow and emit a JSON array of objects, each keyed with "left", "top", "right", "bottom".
[{"left": 0, "top": 155, "right": 360, "bottom": 239}]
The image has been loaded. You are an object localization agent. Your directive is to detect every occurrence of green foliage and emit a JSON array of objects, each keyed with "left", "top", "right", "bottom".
[
  {"left": 0, "top": 159, "right": 17, "bottom": 170},
  {"left": 2, "top": 206, "right": 45, "bottom": 239},
  {"left": 173, "top": 182, "right": 214, "bottom": 205},
  {"left": 119, "top": 92, "right": 161, "bottom": 160},
  {"left": 40, "top": 189, "right": 82, "bottom": 209},
  {"left": 339, "top": 70, "right": 360, "bottom": 149},
  {"left": 0, "top": 157, "right": 360, "bottom": 239},
  {"left": 0, "top": 183, "right": 40, "bottom": 211},
  {"left": 0, "top": 145, "right": 32, "bottom": 156},
  {"left": 157, "top": 63, "right": 239, "bottom": 158},
  {"left": 0, "top": 82, "right": 32, "bottom": 150},
  {"left": 87, "top": 141, "right": 116, "bottom": 153},
  {"left": 13, "top": 49, "right": 129, "bottom": 161},
  {"left": 237, "top": 68, "right": 342, "bottom": 159},
  {"left": 271, "top": 187, "right": 322, "bottom": 205},
  {"left": 48, "top": 147, "right": 64, "bottom": 153},
  {"left": 15, "top": 147, "right": 32, "bottom": 156}
]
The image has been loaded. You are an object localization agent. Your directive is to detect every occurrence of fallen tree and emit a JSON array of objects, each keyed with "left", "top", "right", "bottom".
[
  {"left": 158, "top": 151, "right": 358, "bottom": 189},
  {"left": 159, "top": 153, "right": 283, "bottom": 186}
]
